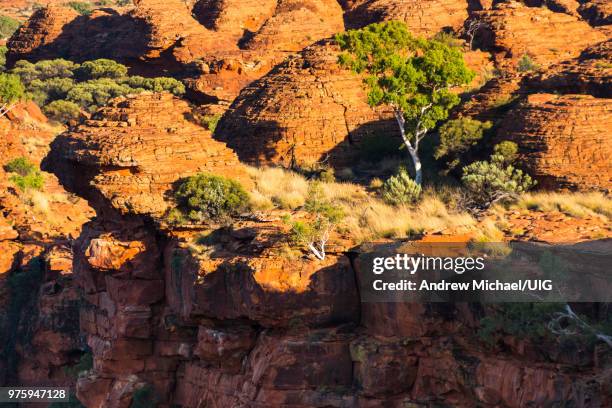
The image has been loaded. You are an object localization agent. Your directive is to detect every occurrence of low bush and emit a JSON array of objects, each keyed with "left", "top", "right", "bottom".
[
  {"left": 493, "top": 140, "right": 518, "bottom": 165},
  {"left": 75, "top": 58, "right": 128, "bottom": 80},
  {"left": 66, "top": 1, "right": 93, "bottom": 15},
  {"left": 9, "top": 58, "right": 185, "bottom": 122},
  {"left": 0, "top": 15, "right": 20, "bottom": 39},
  {"left": 0, "top": 46, "right": 7, "bottom": 70},
  {"left": 381, "top": 167, "right": 422, "bottom": 205},
  {"left": 173, "top": 173, "right": 250, "bottom": 222},
  {"left": 284, "top": 183, "right": 344, "bottom": 260},
  {"left": 43, "top": 99, "right": 81, "bottom": 122},
  {"left": 462, "top": 147, "right": 535, "bottom": 206},
  {"left": 517, "top": 54, "right": 539, "bottom": 73},
  {"left": 4, "top": 157, "right": 44, "bottom": 191}
]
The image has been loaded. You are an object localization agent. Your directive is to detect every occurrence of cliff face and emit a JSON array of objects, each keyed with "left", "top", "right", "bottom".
[
  {"left": 48, "top": 93, "right": 249, "bottom": 218},
  {"left": 498, "top": 93, "right": 612, "bottom": 191},
  {"left": 477, "top": 1, "right": 606, "bottom": 70},
  {"left": 0, "top": 104, "right": 94, "bottom": 389}
]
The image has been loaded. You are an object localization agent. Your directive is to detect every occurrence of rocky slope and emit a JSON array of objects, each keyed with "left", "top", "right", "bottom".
[
  {"left": 42, "top": 110, "right": 612, "bottom": 406},
  {"left": 344, "top": 0, "right": 469, "bottom": 37},
  {"left": 47, "top": 92, "right": 250, "bottom": 218}
]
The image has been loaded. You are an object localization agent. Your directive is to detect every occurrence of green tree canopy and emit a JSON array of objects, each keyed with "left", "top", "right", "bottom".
[
  {"left": 336, "top": 21, "right": 475, "bottom": 184},
  {"left": 0, "top": 73, "right": 25, "bottom": 117},
  {"left": 0, "top": 15, "right": 20, "bottom": 39},
  {"left": 435, "top": 117, "right": 492, "bottom": 172},
  {"left": 75, "top": 59, "right": 128, "bottom": 80}
]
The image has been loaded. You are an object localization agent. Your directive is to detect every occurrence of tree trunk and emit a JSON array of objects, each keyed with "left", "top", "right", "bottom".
[
  {"left": 393, "top": 109, "right": 423, "bottom": 185},
  {"left": 406, "top": 144, "right": 422, "bottom": 185}
]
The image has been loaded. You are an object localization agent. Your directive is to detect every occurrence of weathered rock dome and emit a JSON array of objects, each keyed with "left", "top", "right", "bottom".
[
  {"left": 49, "top": 93, "right": 249, "bottom": 218},
  {"left": 345, "top": 0, "right": 469, "bottom": 37},
  {"left": 216, "top": 40, "right": 396, "bottom": 167},
  {"left": 498, "top": 93, "right": 612, "bottom": 191}
]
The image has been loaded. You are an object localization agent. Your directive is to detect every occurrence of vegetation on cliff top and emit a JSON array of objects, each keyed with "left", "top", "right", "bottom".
[
  {"left": 8, "top": 58, "right": 185, "bottom": 122},
  {"left": 168, "top": 173, "right": 251, "bottom": 224}
]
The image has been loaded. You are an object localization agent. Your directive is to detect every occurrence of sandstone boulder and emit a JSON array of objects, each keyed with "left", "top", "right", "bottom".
[
  {"left": 498, "top": 93, "right": 612, "bottom": 191},
  {"left": 216, "top": 40, "right": 395, "bottom": 167}
]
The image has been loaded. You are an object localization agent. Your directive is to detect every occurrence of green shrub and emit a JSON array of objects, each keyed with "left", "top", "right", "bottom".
[
  {"left": 12, "top": 59, "right": 78, "bottom": 84},
  {"left": 66, "top": 78, "right": 135, "bottom": 110},
  {"left": 28, "top": 77, "right": 75, "bottom": 104},
  {"left": 381, "top": 167, "right": 422, "bottom": 205},
  {"left": 44, "top": 99, "right": 81, "bottom": 122},
  {"left": 0, "top": 45, "right": 7, "bottom": 70},
  {"left": 517, "top": 54, "right": 539, "bottom": 73},
  {"left": 435, "top": 117, "right": 492, "bottom": 171},
  {"left": 462, "top": 153, "right": 535, "bottom": 205},
  {"left": 0, "top": 73, "right": 25, "bottom": 105},
  {"left": 0, "top": 15, "right": 20, "bottom": 39},
  {"left": 284, "top": 183, "right": 344, "bottom": 260},
  {"left": 66, "top": 1, "right": 93, "bottom": 15},
  {"left": 76, "top": 58, "right": 128, "bottom": 80},
  {"left": 4, "top": 157, "right": 44, "bottom": 191},
  {"left": 120, "top": 76, "right": 185, "bottom": 95},
  {"left": 4, "top": 157, "right": 36, "bottom": 176},
  {"left": 493, "top": 141, "right": 518, "bottom": 164},
  {"left": 173, "top": 173, "right": 250, "bottom": 222},
  {"left": 479, "top": 303, "right": 564, "bottom": 344},
  {"left": 194, "top": 113, "right": 221, "bottom": 132}
]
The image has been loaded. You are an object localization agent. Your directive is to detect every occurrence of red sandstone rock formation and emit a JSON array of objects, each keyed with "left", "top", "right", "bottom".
[
  {"left": 242, "top": 0, "right": 344, "bottom": 52},
  {"left": 579, "top": 0, "right": 612, "bottom": 26},
  {"left": 525, "top": 40, "right": 612, "bottom": 97},
  {"left": 476, "top": 2, "right": 607, "bottom": 70},
  {"left": 0, "top": 103, "right": 93, "bottom": 390},
  {"left": 216, "top": 40, "right": 396, "bottom": 167},
  {"left": 345, "top": 0, "right": 470, "bottom": 37},
  {"left": 49, "top": 92, "right": 250, "bottom": 218},
  {"left": 498, "top": 93, "right": 612, "bottom": 191}
]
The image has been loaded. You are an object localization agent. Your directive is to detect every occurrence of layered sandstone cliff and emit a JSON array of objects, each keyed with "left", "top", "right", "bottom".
[
  {"left": 498, "top": 93, "right": 612, "bottom": 191},
  {"left": 0, "top": 103, "right": 93, "bottom": 390},
  {"left": 48, "top": 92, "right": 249, "bottom": 218}
]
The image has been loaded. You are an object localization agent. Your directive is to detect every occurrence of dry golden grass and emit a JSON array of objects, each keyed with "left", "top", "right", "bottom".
[
  {"left": 504, "top": 191, "right": 612, "bottom": 219},
  {"left": 247, "top": 167, "right": 309, "bottom": 210},
  {"left": 248, "top": 166, "right": 483, "bottom": 242}
]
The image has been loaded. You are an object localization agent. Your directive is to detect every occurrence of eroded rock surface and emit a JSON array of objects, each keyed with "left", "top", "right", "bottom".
[
  {"left": 345, "top": 0, "right": 469, "bottom": 37},
  {"left": 498, "top": 93, "right": 612, "bottom": 191},
  {"left": 217, "top": 40, "right": 395, "bottom": 167},
  {"left": 48, "top": 92, "right": 249, "bottom": 218},
  {"left": 477, "top": 2, "right": 607, "bottom": 70}
]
